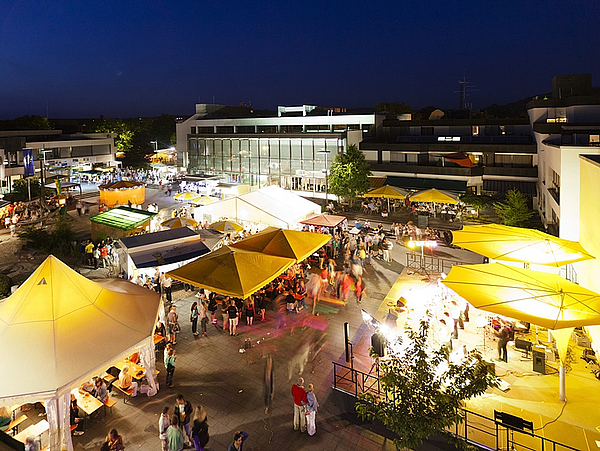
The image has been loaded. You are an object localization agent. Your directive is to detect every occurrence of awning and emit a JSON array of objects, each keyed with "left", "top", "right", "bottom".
[
  {"left": 386, "top": 176, "right": 467, "bottom": 192},
  {"left": 442, "top": 152, "right": 476, "bottom": 168},
  {"left": 483, "top": 179, "right": 537, "bottom": 196},
  {"left": 130, "top": 241, "right": 210, "bottom": 268}
]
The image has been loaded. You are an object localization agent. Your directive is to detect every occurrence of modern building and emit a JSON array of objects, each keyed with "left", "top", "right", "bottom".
[
  {"left": 0, "top": 130, "right": 118, "bottom": 194},
  {"left": 177, "top": 104, "right": 380, "bottom": 195},
  {"left": 177, "top": 103, "right": 538, "bottom": 199},
  {"left": 361, "top": 115, "right": 536, "bottom": 195},
  {"left": 527, "top": 74, "right": 600, "bottom": 239}
]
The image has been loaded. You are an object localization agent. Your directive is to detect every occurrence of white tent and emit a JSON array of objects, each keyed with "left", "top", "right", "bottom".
[
  {"left": 0, "top": 256, "right": 161, "bottom": 451},
  {"left": 193, "top": 185, "right": 320, "bottom": 229}
]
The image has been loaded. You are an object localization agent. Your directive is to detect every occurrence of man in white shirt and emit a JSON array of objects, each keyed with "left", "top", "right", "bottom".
[
  {"left": 158, "top": 406, "right": 170, "bottom": 451},
  {"left": 162, "top": 274, "right": 173, "bottom": 303}
]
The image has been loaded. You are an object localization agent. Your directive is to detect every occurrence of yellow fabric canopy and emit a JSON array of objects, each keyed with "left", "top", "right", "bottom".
[
  {"left": 174, "top": 192, "right": 201, "bottom": 202},
  {"left": 99, "top": 181, "right": 146, "bottom": 207},
  {"left": 161, "top": 217, "right": 198, "bottom": 229},
  {"left": 366, "top": 185, "right": 407, "bottom": 199},
  {"left": 231, "top": 226, "right": 330, "bottom": 262},
  {"left": 166, "top": 246, "right": 295, "bottom": 298},
  {"left": 192, "top": 196, "right": 215, "bottom": 205},
  {"left": 0, "top": 255, "right": 160, "bottom": 402},
  {"left": 300, "top": 214, "right": 347, "bottom": 228},
  {"left": 410, "top": 188, "right": 459, "bottom": 204},
  {"left": 451, "top": 223, "right": 595, "bottom": 267},
  {"left": 442, "top": 262, "right": 600, "bottom": 330},
  {"left": 209, "top": 220, "right": 243, "bottom": 233}
]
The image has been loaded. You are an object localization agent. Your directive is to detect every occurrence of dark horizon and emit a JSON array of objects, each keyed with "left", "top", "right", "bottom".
[{"left": 1, "top": 0, "right": 599, "bottom": 120}]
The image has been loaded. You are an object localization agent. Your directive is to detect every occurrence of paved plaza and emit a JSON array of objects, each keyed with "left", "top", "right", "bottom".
[{"left": 3, "top": 185, "right": 600, "bottom": 450}]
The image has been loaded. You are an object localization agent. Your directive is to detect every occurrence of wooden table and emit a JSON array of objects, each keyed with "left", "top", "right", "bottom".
[
  {"left": 113, "top": 359, "right": 146, "bottom": 379},
  {"left": 71, "top": 388, "right": 102, "bottom": 417},
  {"left": 14, "top": 419, "right": 49, "bottom": 444}
]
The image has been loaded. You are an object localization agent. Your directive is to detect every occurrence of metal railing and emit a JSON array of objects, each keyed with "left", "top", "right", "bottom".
[
  {"left": 405, "top": 253, "right": 465, "bottom": 274},
  {"left": 332, "top": 361, "right": 580, "bottom": 451}
]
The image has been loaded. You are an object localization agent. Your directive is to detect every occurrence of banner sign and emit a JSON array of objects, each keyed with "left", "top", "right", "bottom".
[{"left": 23, "top": 148, "right": 34, "bottom": 178}]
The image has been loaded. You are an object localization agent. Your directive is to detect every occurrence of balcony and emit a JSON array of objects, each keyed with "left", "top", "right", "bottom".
[{"left": 548, "top": 186, "right": 560, "bottom": 204}]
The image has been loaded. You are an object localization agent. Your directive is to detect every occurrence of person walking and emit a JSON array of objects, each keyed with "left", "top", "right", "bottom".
[
  {"left": 167, "top": 306, "right": 179, "bottom": 345},
  {"left": 166, "top": 415, "right": 184, "bottom": 451},
  {"left": 355, "top": 276, "right": 366, "bottom": 306},
  {"left": 227, "top": 431, "right": 249, "bottom": 451},
  {"left": 174, "top": 394, "right": 193, "bottom": 444},
  {"left": 208, "top": 293, "right": 218, "bottom": 325},
  {"left": 190, "top": 302, "right": 199, "bottom": 336},
  {"left": 158, "top": 406, "right": 170, "bottom": 451},
  {"left": 305, "top": 383, "right": 320, "bottom": 436},
  {"left": 103, "top": 428, "right": 124, "bottom": 451},
  {"left": 76, "top": 200, "right": 83, "bottom": 216},
  {"left": 164, "top": 344, "right": 176, "bottom": 388},
  {"left": 191, "top": 406, "right": 209, "bottom": 451},
  {"left": 263, "top": 354, "right": 274, "bottom": 414},
  {"left": 291, "top": 377, "right": 308, "bottom": 433}
]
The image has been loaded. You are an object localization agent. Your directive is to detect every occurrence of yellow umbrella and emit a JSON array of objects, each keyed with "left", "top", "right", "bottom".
[
  {"left": 442, "top": 263, "right": 600, "bottom": 330},
  {"left": 166, "top": 246, "right": 295, "bottom": 298},
  {"left": 191, "top": 196, "right": 215, "bottom": 205},
  {"left": 161, "top": 217, "right": 198, "bottom": 229},
  {"left": 231, "top": 226, "right": 331, "bottom": 262},
  {"left": 174, "top": 192, "right": 201, "bottom": 202},
  {"left": 451, "top": 224, "right": 595, "bottom": 267},
  {"left": 410, "top": 188, "right": 459, "bottom": 204},
  {"left": 209, "top": 220, "right": 243, "bottom": 233},
  {"left": 366, "top": 185, "right": 407, "bottom": 199}
]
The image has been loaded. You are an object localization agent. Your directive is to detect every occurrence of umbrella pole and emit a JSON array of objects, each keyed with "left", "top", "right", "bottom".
[{"left": 559, "top": 365, "right": 566, "bottom": 402}]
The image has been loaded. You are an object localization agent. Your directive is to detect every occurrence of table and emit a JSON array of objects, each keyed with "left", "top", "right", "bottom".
[
  {"left": 113, "top": 359, "right": 146, "bottom": 379},
  {"left": 14, "top": 419, "right": 49, "bottom": 444},
  {"left": 154, "top": 334, "right": 167, "bottom": 345},
  {"left": 71, "top": 388, "right": 102, "bottom": 417}
]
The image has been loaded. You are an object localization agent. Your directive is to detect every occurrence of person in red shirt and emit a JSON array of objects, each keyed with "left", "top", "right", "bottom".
[{"left": 291, "top": 377, "right": 308, "bottom": 433}]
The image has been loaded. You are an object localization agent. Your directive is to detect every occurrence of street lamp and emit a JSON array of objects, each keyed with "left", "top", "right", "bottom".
[
  {"left": 150, "top": 140, "right": 158, "bottom": 151},
  {"left": 317, "top": 149, "right": 330, "bottom": 203}
]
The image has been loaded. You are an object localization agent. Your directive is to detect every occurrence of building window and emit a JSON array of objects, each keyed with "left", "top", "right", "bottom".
[
  {"left": 306, "top": 125, "right": 330, "bottom": 132},
  {"left": 258, "top": 125, "right": 278, "bottom": 133},
  {"left": 198, "top": 127, "right": 214, "bottom": 134},
  {"left": 190, "top": 127, "right": 197, "bottom": 134},
  {"left": 281, "top": 125, "right": 303, "bottom": 133},
  {"left": 591, "top": 135, "right": 600, "bottom": 145},
  {"left": 333, "top": 124, "right": 346, "bottom": 132},
  {"left": 421, "top": 127, "right": 433, "bottom": 136},
  {"left": 216, "top": 126, "right": 234, "bottom": 134},
  {"left": 236, "top": 126, "right": 255, "bottom": 134},
  {"left": 498, "top": 125, "right": 514, "bottom": 135},
  {"left": 472, "top": 126, "right": 479, "bottom": 136}
]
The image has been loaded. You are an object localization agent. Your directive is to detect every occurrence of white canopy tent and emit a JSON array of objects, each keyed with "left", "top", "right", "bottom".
[
  {"left": 193, "top": 185, "right": 321, "bottom": 229},
  {"left": 0, "top": 256, "right": 161, "bottom": 451}
]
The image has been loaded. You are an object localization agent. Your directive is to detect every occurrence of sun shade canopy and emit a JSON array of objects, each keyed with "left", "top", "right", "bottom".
[
  {"left": 166, "top": 246, "right": 295, "bottom": 299},
  {"left": 0, "top": 256, "right": 160, "bottom": 401},
  {"left": 451, "top": 224, "right": 595, "bottom": 267},
  {"left": 442, "top": 263, "right": 600, "bottom": 330},
  {"left": 410, "top": 188, "right": 459, "bottom": 204},
  {"left": 90, "top": 206, "right": 156, "bottom": 230},
  {"left": 366, "top": 185, "right": 408, "bottom": 199},
  {"left": 161, "top": 217, "right": 198, "bottom": 229},
  {"left": 300, "top": 214, "right": 347, "bottom": 228},
  {"left": 231, "top": 226, "right": 330, "bottom": 262}
]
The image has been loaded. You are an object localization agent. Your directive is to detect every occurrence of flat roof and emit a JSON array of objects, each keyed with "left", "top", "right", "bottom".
[
  {"left": 90, "top": 206, "right": 156, "bottom": 230},
  {"left": 119, "top": 227, "right": 198, "bottom": 249}
]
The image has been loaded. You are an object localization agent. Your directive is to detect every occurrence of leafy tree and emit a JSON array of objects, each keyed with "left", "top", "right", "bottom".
[
  {"left": 93, "top": 116, "right": 135, "bottom": 154},
  {"left": 328, "top": 144, "right": 371, "bottom": 206},
  {"left": 11, "top": 177, "right": 41, "bottom": 201},
  {"left": 356, "top": 321, "right": 498, "bottom": 450},
  {"left": 18, "top": 217, "right": 76, "bottom": 256},
  {"left": 493, "top": 189, "right": 534, "bottom": 227},
  {"left": 461, "top": 194, "right": 492, "bottom": 218},
  {"left": 0, "top": 115, "right": 51, "bottom": 131},
  {"left": 0, "top": 274, "right": 12, "bottom": 298}
]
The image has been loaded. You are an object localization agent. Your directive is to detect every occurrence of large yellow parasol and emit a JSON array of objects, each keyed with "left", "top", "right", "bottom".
[
  {"left": 174, "top": 192, "right": 201, "bottom": 202},
  {"left": 209, "top": 220, "right": 244, "bottom": 233},
  {"left": 409, "top": 188, "right": 459, "bottom": 204},
  {"left": 442, "top": 263, "right": 600, "bottom": 330},
  {"left": 451, "top": 224, "right": 594, "bottom": 267},
  {"left": 161, "top": 217, "right": 198, "bottom": 229},
  {"left": 166, "top": 246, "right": 294, "bottom": 298},
  {"left": 231, "top": 226, "right": 330, "bottom": 262},
  {"left": 366, "top": 185, "right": 407, "bottom": 199}
]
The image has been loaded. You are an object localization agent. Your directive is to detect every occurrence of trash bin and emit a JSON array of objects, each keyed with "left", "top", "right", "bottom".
[{"left": 532, "top": 346, "right": 546, "bottom": 374}]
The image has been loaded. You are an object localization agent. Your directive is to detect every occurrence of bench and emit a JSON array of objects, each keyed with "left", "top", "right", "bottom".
[
  {"left": 111, "top": 384, "right": 135, "bottom": 404},
  {"left": 103, "top": 397, "right": 117, "bottom": 415},
  {"left": 4, "top": 414, "right": 27, "bottom": 435}
]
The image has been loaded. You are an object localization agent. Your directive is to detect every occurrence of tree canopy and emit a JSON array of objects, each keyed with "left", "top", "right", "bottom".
[
  {"left": 356, "top": 321, "right": 498, "bottom": 450},
  {"left": 493, "top": 189, "right": 534, "bottom": 227},
  {"left": 328, "top": 144, "right": 372, "bottom": 203}
]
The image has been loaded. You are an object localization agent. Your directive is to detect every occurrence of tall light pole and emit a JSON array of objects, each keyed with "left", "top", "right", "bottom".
[{"left": 317, "top": 149, "right": 330, "bottom": 203}]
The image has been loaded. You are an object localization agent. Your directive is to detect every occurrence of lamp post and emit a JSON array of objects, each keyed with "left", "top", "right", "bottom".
[
  {"left": 39, "top": 149, "right": 53, "bottom": 205},
  {"left": 317, "top": 149, "right": 330, "bottom": 203}
]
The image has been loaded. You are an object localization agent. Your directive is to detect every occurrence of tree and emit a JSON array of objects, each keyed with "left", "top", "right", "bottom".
[
  {"left": 375, "top": 102, "right": 413, "bottom": 114},
  {"left": 356, "top": 322, "right": 498, "bottom": 450},
  {"left": 493, "top": 189, "right": 534, "bottom": 227},
  {"left": 93, "top": 116, "right": 135, "bottom": 154},
  {"left": 461, "top": 194, "right": 492, "bottom": 218},
  {"left": 328, "top": 144, "right": 371, "bottom": 205}
]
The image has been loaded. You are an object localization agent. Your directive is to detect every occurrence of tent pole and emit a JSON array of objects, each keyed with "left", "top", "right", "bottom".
[{"left": 559, "top": 365, "right": 566, "bottom": 402}]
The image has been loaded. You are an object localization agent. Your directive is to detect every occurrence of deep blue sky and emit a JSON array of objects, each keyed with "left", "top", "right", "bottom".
[{"left": 1, "top": 0, "right": 599, "bottom": 119}]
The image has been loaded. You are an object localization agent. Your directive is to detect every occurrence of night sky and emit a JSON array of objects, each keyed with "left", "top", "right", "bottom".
[{"left": 1, "top": 0, "right": 599, "bottom": 119}]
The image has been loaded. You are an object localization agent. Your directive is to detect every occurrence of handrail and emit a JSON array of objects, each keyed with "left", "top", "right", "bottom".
[{"left": 333, "top": 361, "right": 581, "bottom": 451}]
